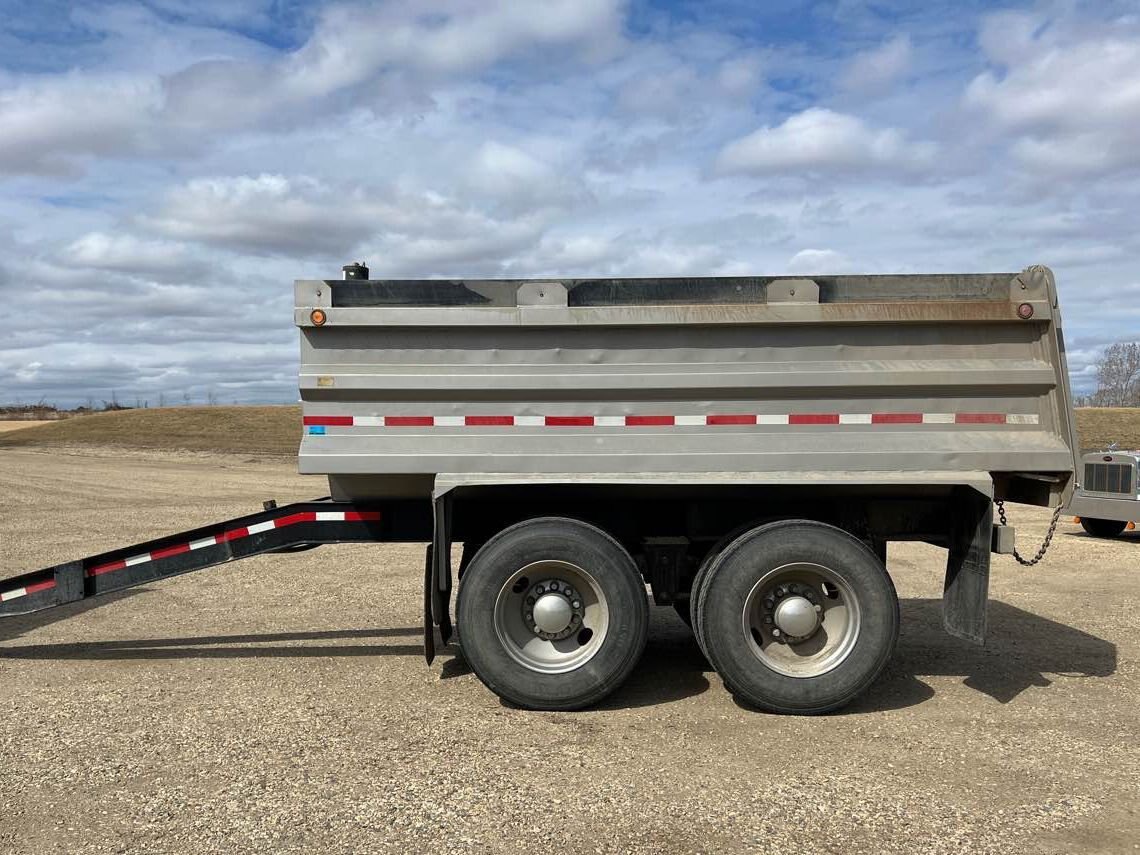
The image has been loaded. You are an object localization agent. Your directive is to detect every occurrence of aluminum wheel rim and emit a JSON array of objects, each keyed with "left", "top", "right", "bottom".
[
  {"left": 742, "top": 561, "right": 861, "bottom": 678},
  {"left": 493, "top": 560, "right": 609, "bottom": 674}
]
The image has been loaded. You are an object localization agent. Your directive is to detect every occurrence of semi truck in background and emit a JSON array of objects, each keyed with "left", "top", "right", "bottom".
[
  {"left": 1, "top": 263, "right": 1081, "bottom": 714},
  {"left": 1067, "top": 449, "right": 1139, "bottom": 537}
]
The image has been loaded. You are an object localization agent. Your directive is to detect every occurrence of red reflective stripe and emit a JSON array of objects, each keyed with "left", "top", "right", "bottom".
[
  {"left": 386, "top": 416, "right": 434, "bottom": 427},
  {"left": 626, "top": 415, "right": 675, "bottom": 426},
  {"left": 789, "top": 413, "right": 839, "bottom": 425},
  {"left": 465, "top": 415, "right": 514, "bottom": 426},
  {"left": 303, "top": 416, "right": 353, "bottom": 426},
  {"left": 956, "top": 413, "right": 1005, "bottom": 424},
  {"left": 545, "top": 416, "right": 594, "bottom": 426},
  {"left": 25, "top": 579, "right": 56, "bottom": 595},
  {"left": 151, "top": 543, "right": 190, "bottom": 560},
  {"left": 89, "top": 559, "right": 126, "bottom": 577},
  {"left": 344, "top": 511, "right": 383, "bottom": 522},
  {"left": 707, "top": 414, "right": 757, "bottom": 425},
  {"left": 274, "top": 512, "right": 317, "bottom": 527},
  {"left": 220, "top": 527, "right": 249, "bottom": 542},
  {"left": 872, "top": 413, "right": 923, "bottom": 424}
]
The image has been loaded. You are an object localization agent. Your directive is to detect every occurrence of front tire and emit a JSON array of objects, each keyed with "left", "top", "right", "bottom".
[
  {"left": 456, "top": 517, "right": 649, "bottom": 711},
  {"left": 697, "top": 520, "right": 899, "bottom": 714},
  {"left": 1080, "top": 517, "right": 1127, "bottom": 538}
]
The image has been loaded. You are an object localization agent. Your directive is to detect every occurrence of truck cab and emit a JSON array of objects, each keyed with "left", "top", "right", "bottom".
[{"left": 1068, "top": 449, "right": 1139, "bottom": 537}]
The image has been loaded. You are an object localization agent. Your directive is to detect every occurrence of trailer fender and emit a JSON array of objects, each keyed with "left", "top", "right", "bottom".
[{"left": 942, "top": 485, "right": 993, "bottom": 645}]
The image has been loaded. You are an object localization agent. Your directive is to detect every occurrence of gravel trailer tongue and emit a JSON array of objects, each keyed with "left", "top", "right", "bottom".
[{"left": 0, "top": 264, "right": 1080, "bottom": 713}]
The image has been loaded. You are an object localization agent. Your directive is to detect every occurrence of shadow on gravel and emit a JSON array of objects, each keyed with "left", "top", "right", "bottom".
[
  {"left": 0, "top": 598, "right": 1116, "bottom": 713},
  {"left": 0, "top": 626, "right": 424, "bottom": 659},
  {"left": 0, "top": 587, "right": 144, "bottom": 643},
  {"left": 842, "top": 598, "right": 1117, "bottom": 713}
]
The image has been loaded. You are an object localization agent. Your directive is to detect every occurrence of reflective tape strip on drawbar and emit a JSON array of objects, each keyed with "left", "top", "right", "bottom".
[{"left": 85, "top": 510, "right": 381, "bottom": 578}]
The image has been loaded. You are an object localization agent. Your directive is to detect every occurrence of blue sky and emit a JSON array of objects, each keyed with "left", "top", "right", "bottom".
[{"left": 0, "top": 0, "right": 1137, "bottom": 406}]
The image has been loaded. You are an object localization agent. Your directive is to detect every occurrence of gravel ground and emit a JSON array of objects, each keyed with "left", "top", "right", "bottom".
[{"left": 1, "top": 447, "right": 1137, "bottom": 854}]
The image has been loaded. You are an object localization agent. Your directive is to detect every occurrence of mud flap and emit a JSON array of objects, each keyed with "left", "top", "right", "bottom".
[
  {"left": 943, "top": 485, "right": 993, "bottom": 645},
  {"left": 423, "top": 493, "right": 454, "bottom": 664}
]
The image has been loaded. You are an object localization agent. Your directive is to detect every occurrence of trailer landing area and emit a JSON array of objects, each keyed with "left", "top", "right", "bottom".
[{"left": 0, "top": 446, "right": 1136, "bottom": 854}]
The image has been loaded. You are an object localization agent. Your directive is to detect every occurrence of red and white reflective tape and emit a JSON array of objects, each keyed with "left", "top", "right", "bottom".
[
  {"left": 0, "top": 578, "right": 55, "bottom": 603},
  {"left": 86, "top": 509, "right": 381, "bottom": 578},
  {"left": 304, "top": 412, "right": 1040, "bottom": 428}
]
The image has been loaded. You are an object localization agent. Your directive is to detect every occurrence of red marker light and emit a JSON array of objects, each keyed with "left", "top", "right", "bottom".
[{"left": 1017, "top": 303, "right": 1034, "bottom": 319}]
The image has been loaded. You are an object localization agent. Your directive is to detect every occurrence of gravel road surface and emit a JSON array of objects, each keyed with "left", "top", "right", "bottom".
[{"left": 1, "top": 448, "right": 1137, "bottom": 854}]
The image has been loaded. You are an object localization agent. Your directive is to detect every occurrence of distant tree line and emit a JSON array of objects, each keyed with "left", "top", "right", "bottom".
[{"left": 1078, "top": 342, "right": 1140, "bottom": 407}]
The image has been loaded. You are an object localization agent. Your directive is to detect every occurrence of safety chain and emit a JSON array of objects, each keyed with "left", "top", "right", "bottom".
[{"left": 995, "top": 500, "right": 1064, "bottom": 566}]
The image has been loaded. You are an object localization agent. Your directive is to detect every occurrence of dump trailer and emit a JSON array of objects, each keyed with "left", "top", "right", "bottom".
[{"left": 1, "top": 264, "right": 1080, "bottom": 713}]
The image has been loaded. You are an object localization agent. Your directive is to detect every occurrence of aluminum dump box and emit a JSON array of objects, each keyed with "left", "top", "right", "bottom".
[{"left": 294, "top": 266, "right": 1078, "bottom": 505}]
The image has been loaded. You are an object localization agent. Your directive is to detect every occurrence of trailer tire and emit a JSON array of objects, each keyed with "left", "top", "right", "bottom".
[
  {"left": 456, "top": 517, "right": 649, "bottom": 711},
  {"left": 698, "top": 520, "right": 898, "bottom": 714},
  {"left": 690, "top": 520, "right": 776, "bottom": 657},
  {"left": 1080, "top": 517, "right": 1127, "bottom": 538}
]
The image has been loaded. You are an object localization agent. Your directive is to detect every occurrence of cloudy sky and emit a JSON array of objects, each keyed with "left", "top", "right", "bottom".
[{"left": 0, "top": 0, "right": 1137, "bottom": 407}]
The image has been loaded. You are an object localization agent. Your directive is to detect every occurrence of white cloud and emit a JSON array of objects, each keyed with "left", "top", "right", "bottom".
[
  {"left": 66, "top": 233, "right": 201, "bottom": 281},
  {"left": 785, "top": 249, "right": 853, "bottom": 274},
  {"left": 965, "top": 13, "right": 1140, "bottom": 175},
  {"left": 715, "top": 108, "right": 936, "bottom": 175},
  {"left": 0, "top": 73, "right": 163, "bottom": 175},
  {"left": 841, "top": 35, "right": 912, "bottom": 94}
]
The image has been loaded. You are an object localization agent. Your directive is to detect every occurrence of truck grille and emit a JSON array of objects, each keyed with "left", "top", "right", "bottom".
[{"left": 1084, "top": 462, "right": 1135, "bottom": 495}]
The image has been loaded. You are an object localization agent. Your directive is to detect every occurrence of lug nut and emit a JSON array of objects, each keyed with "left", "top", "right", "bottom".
[
  {"left": 571, "top": 600, "right": 581, "bottom": 609},
  {"left": 771, "top": 628, "right": 781, "bottom": 637}
]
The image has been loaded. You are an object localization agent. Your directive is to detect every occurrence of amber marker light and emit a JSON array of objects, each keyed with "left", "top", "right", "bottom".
[{"left": 310, "top": 309, "right": 327, "bottom": 326}]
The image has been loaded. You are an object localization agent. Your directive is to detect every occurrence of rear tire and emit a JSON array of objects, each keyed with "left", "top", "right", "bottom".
[
  {"left": 698, "top": 520, "right": 898, "bottom": 714},
  {"left": 456, "top": 517, "right": 649, "bottom": 711},
  {"left": 1080, "top": 517, "right": 1127, "bottom": 538}
]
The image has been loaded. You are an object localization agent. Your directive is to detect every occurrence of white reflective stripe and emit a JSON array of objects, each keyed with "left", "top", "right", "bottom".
[
  {"left": 674, "top": 415, "right": 705, "bottom": 426},
  {"left": 515, "top": 415, "right": 544, "bottom": 426},
  {"left": 189, "top": 536, "right": 218, "bottom": 550},
  {"left": 247, "top": 521, "right": 276, "bottom": 535},
  {"left": 316, "top": 511, "right": 346, "bottom": 522},
  {"left": 922, "top": 413, "right": 955, "bottom": 424},
  {"left": 757, "top": 414, "right": 789, "bottom": 425},
  {"left": 1007, "top": 414, "right": 1040, "bottom": 424},
  {"left": 125, "top": 554, "right": 151, "bottom": 567},
  {"left": 354, "top": 416, "right": 384, "bottom": 427},
  {"left": 1, "top": 587, "right": 27, "bottom": 602},
  {"left": 839, "top": 413, "right": 872, "bottom": 424},
  {"left": 595, "top": 415, "right": 624, "bottom": 427},
  {"left": 435, "top": 415, "right": 464, "bottom": 427}
]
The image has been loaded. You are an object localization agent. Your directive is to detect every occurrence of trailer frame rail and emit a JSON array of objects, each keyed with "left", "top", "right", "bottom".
[{"left": 0, "top": 500, "right": 389, "bottom": 618}]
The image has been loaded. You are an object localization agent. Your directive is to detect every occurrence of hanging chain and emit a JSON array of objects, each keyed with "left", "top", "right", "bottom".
[{"left": 995, "top": 500, "right": 1064, "bottom": 566}]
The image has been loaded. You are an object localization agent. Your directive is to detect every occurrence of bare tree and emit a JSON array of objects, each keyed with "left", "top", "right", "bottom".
[
  {"left": 206, "top": 388, "right": 218, "bottom": 406},
  {"left": 1091, "top": 342, "right": 1140, "bottom": 407}
]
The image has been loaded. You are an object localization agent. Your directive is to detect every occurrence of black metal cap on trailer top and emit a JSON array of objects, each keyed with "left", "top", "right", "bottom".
[{"left": 342, "top": 261, "right": 369, "bottom": 280}]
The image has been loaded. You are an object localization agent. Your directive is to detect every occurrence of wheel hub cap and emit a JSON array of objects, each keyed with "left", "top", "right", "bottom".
[
  {"left": 522, "top": 579, "right": 585, "bottom": 641},
  {"left": 532, "top": 593, "right": 573, "bottom": 634},
  {"left": 773, "top": 595, "right": 820, "bottom": 637}
]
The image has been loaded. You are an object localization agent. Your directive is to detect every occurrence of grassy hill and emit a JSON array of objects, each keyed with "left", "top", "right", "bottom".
[
  {"left": 1, "top": 405, "right": 1137, "bottom": 456},
  {"left": 0, "top": 406, "right": 302, "bottom": 456}
]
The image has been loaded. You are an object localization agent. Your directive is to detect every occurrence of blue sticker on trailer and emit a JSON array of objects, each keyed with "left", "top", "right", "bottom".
[{"left": 308, "top": 426, "right": 326, "bottom": 435}]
